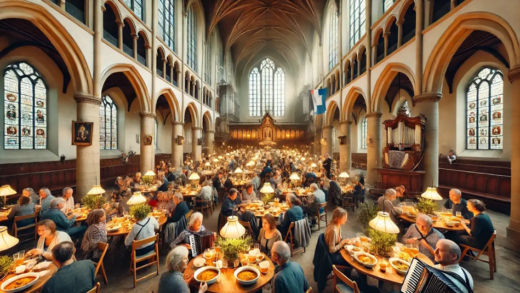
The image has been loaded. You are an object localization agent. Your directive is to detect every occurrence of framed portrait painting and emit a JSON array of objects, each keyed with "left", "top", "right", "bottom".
[{"left": 72, "top": 121, "right": 93, "bottom": 146}]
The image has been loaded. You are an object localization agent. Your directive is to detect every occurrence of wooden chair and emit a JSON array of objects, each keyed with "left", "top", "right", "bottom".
[
  {"left": 315, "top": 202, "right": 328, "bottom": 230},
  {"left": 458, "top": 230, "right": 497, "bottom": 279},
  {"left": 283, "top": 222, "right": 305, "bottom": 257},
  {"left": 93, "top": 242, "right": 109, "bottom": 284},
  {"left": 332, "top": 265, "right": 360, "bottom": 293},
  {"left": 238, "top": 220, "right": 254, "bottom": 237},
  {"left": 13, "top": 213, "right": 38, "bottom": 242},
  {"left": 194, "top": 199, "right": 213, "bottom": 216},
  {"left": 129, "top": 234, "right": 160, "bottom": 287},
  {"left": 185, "top": 210, "right": 194, "bottom": 221},
  {"left": 86, "top": 282, "right": 100, "bottom": 293},
  {"left": 341, "top": 193, "right": 355, "bottom": 211},
  {"left": 306, "top": 287, "right": 313, "bottom": 293}
]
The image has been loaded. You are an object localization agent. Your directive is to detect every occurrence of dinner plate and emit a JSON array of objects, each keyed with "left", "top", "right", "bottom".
[
  {"left": 389, "top": 258, "right": 410, "bottom": 274},
  {"left": 353, "top": 252, "right": 378, "bottom": 268},
  {"left": 106, "top": 224, "right": 121, "bottom": 232},
  {"left": 1, "top": 272, "right": 39, "bottom": 293}
]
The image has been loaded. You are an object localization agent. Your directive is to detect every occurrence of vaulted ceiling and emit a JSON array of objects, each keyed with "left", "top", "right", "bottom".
[{"left": 202, "top": 0, "right": 329, "bottom": 77}]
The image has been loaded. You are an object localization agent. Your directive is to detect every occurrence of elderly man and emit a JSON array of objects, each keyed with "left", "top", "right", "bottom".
[
  {"left": 329, "top": 175, "right": 342, "bottom": 206},
  {"left": 322, "top": 153, "right": 333, "bottom": 179},
  {"left": 377, "top": 188, "right": 403, "bottom": 223},
  {"left": 168, "top": 192, "right": 189, "bottom": 223},
  {"left": 271, "top": 241, "right": 309, "bottom": 293},
  {"left": 61, "top": 187, "right": 75, "bottom": 213},
  {"left": 220, "top": 188, "right": 241, "bottom": 217},
  {"left": 22, "top": 187, "right": 40, "bottom": 204},
  {"left": 197, "top": 180, "right": 213, "bottom": 202},
  {"left": 41, "top": 198, "right": 87, "bottom": 239},
  {"left": 41, "top": 242, "right": 96, "bottom": 293},
  {"left": 242, "top": 183, "right": 257, "bottom": 202},
  {"left": 251, "top": 171, "right": 262, "bottom": 194},
  {"left": 402, "top": 214, "right": 445, "bottom": 261},
  {"left": 38, "top": 188, "right": 55, "bottom": 218},
  {"left": 303, "top": 183, "right": 325, "bottom": 218},
  {"left": 434, "top": 239, "right": 474, "bottom": 293},
  {"left": 444, "top": 189, "right": 473, "bottom": 219},
  {"left": 394, "top": 185, "right": 406, "bottom": 205}
]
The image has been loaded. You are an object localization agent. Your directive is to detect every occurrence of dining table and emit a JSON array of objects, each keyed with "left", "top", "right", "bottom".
[
  {"left": 0, "top": 262, "right": 58, "bottom": 293},
  {"left": 399, "top": 214, "right": 466, "bottom": 231},
  {"left": 184, "top": 253, "right": 275, "bottom": 293},
  {"left": 106, "top": 214, "right": 168, "bottom": 236}
]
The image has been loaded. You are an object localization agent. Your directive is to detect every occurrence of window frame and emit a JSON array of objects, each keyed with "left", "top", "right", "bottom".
[
  {"left": 383, "top": 0, "right": 395, "bottom": 13},
  {"left": 187, "top": 5, "right": 197, "bottom": 72},
  {"left": 361, "top": 117, "right": 368, "bottom": 150},
  {"left": 99, "top": 95, "right": 118, "bottom": 150},
  {"left": 158, "top": 0, "right": 175, "bottom": 52},
  {"left": 123, "top": 0, "right": 144, "bottom": 20},
  {"left": 329, "top": 7, "right": 339, "bottom": 71},
  {"left": 349, "top": 0, "right": 366, "bottom": 49},
  {"left": 249, "top": 67, "right": 261, "bottom": 117}
]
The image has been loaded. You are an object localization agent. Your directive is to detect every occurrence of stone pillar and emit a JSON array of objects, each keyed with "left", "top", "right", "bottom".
[
  {"left": 314, "top": 129, "right": 322, "bottom": 156},
  {"left": 339, "top": 121, "right": 352, "bottom": 172},
  {"left": 383, "top": 32, "right": 390, "bottom": 57},
  {"left": 413, "top": 93, "right": 440, "bottom": 188},
  {"left": 59, "top": 0, "right": 66, "bottom": 9},
  {"left": 117, "top": 20, "right": 123, "bottom": 50},
  {"left": 192, "top": 127, "right": 202, "bottom": 161},
  {"left": 140, "top": 112, "right": 156, "bottom": 173},
  {"left": 366, "top": 112, "right": 382, "bottom": 187},
  {"left": 397, "top": 20, "right": 403, "bottom": 47},
  {"left": 507, "top": 66, "right": 520, "bottom": 249},
  {"left": 206, "top": 130, "right": 215, "bottom": 154},
  {"left": 415, "top": 0, "right": 424, "bottom": 94},
  {"left": 171, "top": 122, "right": 184, "bottom": 168},
  {"left": 132, "top": 34, "right": 138, "bottom": 59},
  {"left": 74, "top": 94, "right": 101, "bottom": 197},
  {"left": 321, "top": 126, "right": 333, "bottom": 157}
]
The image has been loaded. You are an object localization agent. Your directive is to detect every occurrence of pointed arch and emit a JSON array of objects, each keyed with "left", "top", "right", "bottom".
[
  {"left": 102, "top": 0, "right": 122, "bottom": 23},
  {"left": 325, "top": 100, "right": 339, "bottom": 126},
  {"left": 203, "top": 110, "right": 213, "bottom": 131},
  {"left": 155, "top": 87, "right": 181, "bottom": 123},
  {"left": 372, "top": 62, "right": 417, "bottom": 112},
  {"left": 184, "top": 102, "right": 200, "bottom": 127},
  {"left": 342, "top": 86, "right": 367, "bottom": 121},
  {"left": 100, "top": 63, "right": 150, "bottom": 112}
]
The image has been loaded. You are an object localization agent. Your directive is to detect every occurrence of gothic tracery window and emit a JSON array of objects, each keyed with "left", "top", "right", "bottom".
[
  {"left": 383, "top": 0, "right": 395, "bottom": 12},
  {"left": 329, "top": 6, "right": 339, "bottom": 70},
  {"left": 349, "top": 0, "right": 366, "bottom": 48},
  {"left": 249, "top": 58, "right": 285, "bottom": 117},
  {"left": 361, "top": 117, "right": 368, "bottom": 150},
  {"left": 158, "top": 0, "right": 175, "bottom": 51},
  {"left": 249, "top": 68, "right": 260, "bottom": 117},
  {"left": 99, "top": 95, "right": 118, "bottom": 150},
  {"left": 123, "top": 0, "right": 143, "bottom": 20},
  {"left": 187, "top": 5, "right": 197, "bottom": 72}
]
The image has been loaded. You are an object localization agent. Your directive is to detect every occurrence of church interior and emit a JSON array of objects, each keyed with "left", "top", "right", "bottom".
[{"left": 0, "top": 0, "right": 519, "bottom": 292}]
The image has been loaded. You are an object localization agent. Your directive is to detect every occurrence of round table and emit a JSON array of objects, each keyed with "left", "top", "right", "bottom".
[
  {"left": 184, "top": 254, "right": 275, "bottom": 293},
  {"left": 340, "top": 249, "right": 434, "bottom": 285},
  {"left": 0, "top": 263, "right": 58, "bottom": 293},
  {"left": 399, "top": 214, "right": 466, "bottom": 231},
  {"left": 107, "top": 215, "right": 167, "bottom": 236}
]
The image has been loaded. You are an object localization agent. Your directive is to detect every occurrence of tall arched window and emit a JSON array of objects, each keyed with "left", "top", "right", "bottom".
[
  {"left": 329, "top": 7, "right": 339, "bottom": 71},
  {"left": 123, "top": 0, "right": 143, "bottom": 20},
  {"left": 249, "top": 68, "right": 260, "bottom": 116},
  {"left": 154, "top": 119, "right": 158, "bottom": 150},
  {"left": 466, "top": 68, "right": 503, "bottom": 150},
  {"left": 349, "top": 0, "right": 366, "bottom": 48},
  {"left": 261, "top": 58, "right": 274, "bottom": 114},
  {"left": 187, "top": 5, "right": 197, "bottom": 72},
  {"left": 274, "top": 67, "right": 285, "bottom": 116},
  {"left": 99, "top": 95, "right": 118, "bottom": 150},
  {"left": 249, "top": 58, "right": 285, "bottom": 117},
  {"left": 361, "top": 117, "right": 368, "bottom": 149},
  {"left": 158, "top": 0, "right": 175, "bottom": 51},
  {"left": 383, "top": 0, "right": 395, "bottom": 12},
  {"left": 205, "top": 39, "right": 212, "bottom": 84},
  {"left": 4, "top": 62, "right": 47, "bottom": 149}
]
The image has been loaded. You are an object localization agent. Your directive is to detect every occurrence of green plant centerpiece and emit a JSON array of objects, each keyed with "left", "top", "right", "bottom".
[
  {"left": 261, "top": 193, "right": 274, "bottom": 206},
  {"left": 0, "top": 255, "right": 13, "bottom": 277},
  {"left": 215, "top": 235, "right": 253, "bottom": 264},
  {"left": 81, "top": 194, "right": 106, "bottom": 210},
  {"left": 368, "top": 228, "right": 397, "bottom": 257},
  {"left": 142, "top": 174, "right": 154, "bottom": 186},
  {"left": 130, "top": 203, "right": 152, "bottom": 221},
  {"left": 416, "top": 198, "right": 437, "bottom": 215},
  {"left": 357, "top": 202, "right": 380, "bottom": 229}
]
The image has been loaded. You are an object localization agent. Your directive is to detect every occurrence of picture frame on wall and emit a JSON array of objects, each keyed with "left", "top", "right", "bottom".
[
  {"left": 197, "top": 138, "right": 203, "bottom": 145},
  {"left": 72, "top": 121, "right": 93, "bottom": 146},
  {"left": 144, "top": 135, "right": 153, "bottom": 145}
]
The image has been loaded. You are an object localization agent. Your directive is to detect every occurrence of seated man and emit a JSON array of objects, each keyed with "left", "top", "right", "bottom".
[
  {"left": 251, "top": 172, "right": 261, "bottom": 195},
  {"left": 260, "top": 163, "right": 272, "bottom": 179},
  {"left": 61, "top": 187, "right": 75, "bottom": 213},
  {"left": 434, "top": 239, "right": 474, "bottom": 293},
  {"left": 242, "top": 183, "right": 257, "bottom": 202},
  {"left": 402, "top": 214, "right": 445, "bottom": 261},
  {"left": 377, "top": 188, "right": 403, "bottom": 223},
  {"left": 279, "top": 194, "right": 304, "bottom": 237},
  {"left": 271, "top": 241, "right": 309, "bottom": 293},
  {"left": 304, "top": 171, "right": 317, "bottom": 187},
  {"left": 302, "top": 183, "right": 325, "bottom": 218},
  {"left": 41, "top": 241, "right": 96, "bottom": 293},
  {"left": 444, "top": 189, "right": 473, "bottom": 219},
  {"left": 328, "top": 175, "right": 342, "bottom": 206},
  {"left": 167, "top": 192, "right": 189, "bottom": 223},
  {"left": 196, "top": 180, "right": 214, "bottom": 206},
  {"left": 220, "top": 188, "right": 241, "bottom": 217},
  {"left": 41, "top": 198, "right": 87, "bottom": 239}
]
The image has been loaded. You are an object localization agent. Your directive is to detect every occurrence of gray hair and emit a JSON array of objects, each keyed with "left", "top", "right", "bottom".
[
  {"left": 438, "top": 239, "right": 461, "bottom": 261},
  {"left": 384, "top": 188, "right": 397, "bottom": 198},
  {"left": 62, "top": 187, "right": 73, "bottom": 196},
  {"left": 39, "top": 188, "right": 52, "bottom": 198},
  {"left": 188, "top": 212, "right": 203, "bottom": 227},
  {"left": 417, "top": 214, "right": 433, "bottom": 227},
  {"left": 272, "top": 241, "right": 291, "bottom": 262},
  {"left": 287, "top": 194, "right": 299, "bottom": 206},
  {"left": 166, "top": 246, "right": 189, "bottom": 271},
  {"left": 24, "top": 187, "right": 36, "bottom": 196},
  {"left": 50, "top": 197, "right": 65, "bottom": 209},
  {"left": 310, "top": 183, "right": 318, "bottom": 191},
  {"left": 173, "top": 192, "right": 184, "bottom": 201},
  {"left": 449, "top": 189, "right": 461, "bottom": 197}
]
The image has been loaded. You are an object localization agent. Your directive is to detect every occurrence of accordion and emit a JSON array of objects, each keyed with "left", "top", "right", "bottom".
[
  {"left": 401, "top": 258, "right": 473, "bottom": 293},
  {"left": 188, "top": 230, "right": 215, "bottom": 258}
]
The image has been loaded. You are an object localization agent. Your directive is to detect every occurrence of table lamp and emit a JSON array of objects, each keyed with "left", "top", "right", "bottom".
[
  {"left": 369, "top": 211, "right": 400, "bottom": 234},
  {"left": 142, "top": 170, "right": 156, "bottom": 186},
  {"left": 220, "top": 216, "right": 246, "bottom": 238},
  {"left": 0, "top": 226, "right": 18, "bottom": 251},
  {"left": 289, "top": 173, "right": 301, "bottom": 188},
  {"left": 0, "top": 185, "right": 16, "bottom": 207},
  {"left": 421, "top": 187, "right": 443, "bottom": 200},
  {"left": 234, "top": 167, "right": 243, "bottom": 181},
  {"left": 310, "top": 162, "right": 317, "bottom": 172},
  {"left": 339, "top": 172, "right": 350, "bottom": 186},
  {"left": 188, "top": 172, "right": 200, "bottom": 189},
  {"left": 87, "top": 185, "right": 106, "bottom": 196},
  {"left": 127, "top": 191, "right": 147, "bottom": 205}
]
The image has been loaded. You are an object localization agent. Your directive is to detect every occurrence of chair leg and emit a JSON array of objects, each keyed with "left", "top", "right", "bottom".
[
  {"left": 101, "top": 263, "right": 108, "bottom": 284},
  {"left": 489, "top": 255, "right": 494, "bottom": 280},
  {"left": 493, "top": 247, "right": 497, "bottom": 272},
  {"left": 458, "top": 247, "right": 470, "bottom": 263},
  {"left": 133, "top": 260, "right": 137, "bottom": 288}
]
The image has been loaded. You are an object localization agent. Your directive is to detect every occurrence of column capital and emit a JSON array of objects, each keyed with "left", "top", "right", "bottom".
[
  {"left": 74, "top": 94, "right": 101, "bottom": 106},
  {"left": 413, "top": 92, "right": 441, "bottom": 104},
  {"left": 192, "top": 127, "right": 203, "bottom": 131},
  {"left": 383, "top": 32, "right": 391, "bottom": 38},
  {"left": 205, "top": 130, "right": 215, "bottom": 133},
  {"left": 139, "top": 112, "right": 156, "bottom": 118},
  {"left": 340, "top": 120, "right": 352, "bottom": 125},
  {"left": 508, "top": 65, "right": 520, "bottom": 83},
  {"left": 365, "top": 111, "right": 382, "bottom": 118},
  {"left": 322, "top": 125, "right": 334, "bottom": 130},
  {"left": 396, "top": 20, "right": 404, "bottom": 26},
  {"left": 172, "top": 121, "right": 184, "bottom": 126}
]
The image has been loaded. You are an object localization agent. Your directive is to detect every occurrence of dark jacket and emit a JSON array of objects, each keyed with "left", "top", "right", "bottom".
[
  {"left": 443, "top": 198, "right": 473, "bottom": 220},
  {"left": 280, "top": 206, "right": 304, "bottom": 237},
  {"left": 169, "top": 201, "right": 189, "bottom": 223},
  {"left": 329, "top": 180, "right": 342, "bottom": 206},
  {"left": 212, "top": 176, "right": 222, "bottom": 189},
  {"left": 313, "top": 233, "right": 333, "bottom": 292},
  {"left": 166, "top": 172, "right": 176, "bottom": 182},
  {"left": 41, "top": 209, "right": 75, "bottom": 232},
  {"left": 220, "top": 196, "right": 241, "bottom": 217},
  {"left": 41, "top": 260, "right": 96, "bottom": 293}
]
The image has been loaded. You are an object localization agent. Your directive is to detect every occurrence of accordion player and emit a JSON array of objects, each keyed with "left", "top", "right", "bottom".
[{"left": 187, "top": 230, "right": 215, "bottom": 258}]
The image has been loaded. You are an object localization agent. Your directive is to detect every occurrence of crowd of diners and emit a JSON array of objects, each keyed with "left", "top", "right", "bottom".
[{"left": 2, "top": 148, "right": 495, "bottom": 293}]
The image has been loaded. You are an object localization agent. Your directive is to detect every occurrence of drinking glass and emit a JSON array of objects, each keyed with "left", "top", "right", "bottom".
[
  {"left": 215, "top": 244, "right": 221, "bottom": 254},
  {"left": 456, "top": 211, "right": 462, "bottom": 218},
  {"left": 13, "top": 251, "right": 25, "bottom": 266},
  {"left": 254, "top": 243, "right": 260, "bottom": 251}
]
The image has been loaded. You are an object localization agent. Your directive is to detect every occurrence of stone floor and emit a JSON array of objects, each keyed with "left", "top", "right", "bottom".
[{"left": 11, "top": 197, "right": 520, "bottom": 293}]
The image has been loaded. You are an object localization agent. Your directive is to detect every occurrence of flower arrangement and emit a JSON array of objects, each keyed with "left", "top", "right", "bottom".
[
  {"left": 130, "top": 203, "right": 152, "bottom": 221},
  {"left": 81, "top": 194, "right": 106, "bottom": 210},
  {"left": 215, "top": 235, "right": 253, "bottom": 262},
  {"left": 261, "top": 193, "right": 274, "bottom": 206},
  {"left": 417, "top": 198, "right": 437, "bottom": 215}
]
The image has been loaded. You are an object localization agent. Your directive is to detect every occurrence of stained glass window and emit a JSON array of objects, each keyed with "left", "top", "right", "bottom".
[
  {"left": 466, "top": 68, "right": 503, "bottom": 150},
  {"left": 187, "top": 5, "right": 197, "bottom": 72},
  {"left": 99, "top": 95, "right": 118, "bottom": 150},
  {"left": 249, "top": 68, "right": 260, "bottom": 116},
  {"left": 383, "top": 0, "right": 395, "bottom": 12},
  {"left": 154, "top": 119, "right": 158, "bottom": 150},
  {"left": 4, "top": 62, "right": 47, "bottom": 150},
  {"left": 249, "top": 58, "right": 285, "bottom": 117},
  {"left": 361, "top": 117, "right": 368, "bottom": 149},
  {"left": 158, "top": 0, "right": 175, "bottom": 51},
  {"left": 329, "top": 7, "right": 339, "bottom": 71},
  {"left": 261, "top": 58, "right": 274, "bottom": 115},
  {"left": 205, "top": 39, "right": 212, "bottom": 84},
  {"left": 274, "top": 67, "right": 285, "bottom": 116},
  {"left": 123, "top": 0, "right": 143, "bottom": 20},
  {"left": 349, "top": 0, "right": 366, "bottom": 49}
]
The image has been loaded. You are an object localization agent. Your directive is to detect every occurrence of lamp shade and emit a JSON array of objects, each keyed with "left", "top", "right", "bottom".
[
  {"left": 260, "top": 182, "right": 275, "bottom": 194},
  {"left": 421, "top": 187, "right": 443, "bottom": 200},
  {"left": 220, "top": 216, "right": 245, "bottom": 238},
  {"left": 246, "top": 161, "right": 255, "bottom": 167},
  {"left": 369, "top": 212, "right": 400, "bottom": 234},
  {"left": 234, "top": 168, "right": 243, "bottom": 174},
  {"left": 339, "top": 172, "right": 350, "bottom": 178},
  {"left": 205, "top": 162, "right": 211, "bottom": 166},
  {"left": 213, "top": 158, "right": 219, "bottom": 163},
  {"left": 0, "top": 185, "right": 16, "bottom": 197},
  {"left": 290, "top": 173, "right": 301, "bottom": 181},
  {"left": 189, "top": 173, "right": 200, "bottom": 180},
  {"left": 87, "top": 185, "right": 106, "bottom": 195},
  {"left": 310, "top": 163, "right": 317, "bottom": 168},
  {"left": 127, "top": 192, "right": 147, "bottom": 205},
  {"left": 0, "top": 226, "right": 18, "bottom": 251},
  {"left": 144, "top": 170, "right": 156, "bottom": 177},
  {"left": 301, "top": 157, "right": 306, "bottom": 161}
]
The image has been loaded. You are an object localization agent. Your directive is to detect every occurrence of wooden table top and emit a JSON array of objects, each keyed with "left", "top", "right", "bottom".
[
  {"left": 0, "top": 263, "right": 58, "bottom": 293},
  {"left": 107, "top": 215, "right": 167, "bottom": 236},
  {"left": 340, "top": 249, "right": 433, "bottom": 285},
  {"left": 184, "top": 253, "right": 275, "bottom": 293},
  {"left": 399, "top": 214, "right": 466, "bottom": 231}
]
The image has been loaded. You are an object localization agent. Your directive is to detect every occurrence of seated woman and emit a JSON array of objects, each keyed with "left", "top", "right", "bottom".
[
  {"left": 7, "top": 196, "right": 36, "bottom": 228},
  {"left": 279, "top": 194, "right": 304, "bottom": 237},
  {"left": 158, "top": 246, "right": 207, "bottom": 293},
  {"left": 157, "top": 191, "right": 176, "bottom": 216},
  {"left": 258, "top": 214, "right": 282, "bottom": 257},
  {"left": 115, "top": 176, "right": 126, "bottom": 191},
  {"left": 170, "top": 212, "right": 212, "bottom": 250},
  {"left": 324, "top": 208, "right": 351, "bottom": 266},
  {"left": 26, "top": 220, "right": 72, "bottom": 260},
  {"left": 241, "top": 183, "right": 257, "bottom": 202},
  {"left": 168, "top": 193, "right": 189, "bottom": 223},
  {"left": 402, "top": 214, "right": 444, "bottom": 261},
  {"left": 124, "top": 205, "right": 159, "bottom": 257},
  {"left": 450, "top": 199, "right": 495, "bottom": 250},
  {"left": 81, "top": 209, "right": 107, "bottom": 261},
  {"left": 22, "top": 187, "right": 40, "bottom": 204}
]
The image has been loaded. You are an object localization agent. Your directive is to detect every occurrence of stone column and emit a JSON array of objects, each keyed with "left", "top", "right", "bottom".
[
  {"left": 117, "top": 20, "right": 123, "bottom": 50},
  {"left": 321, "top": 126, "right": 333, "bottom": 157},
  {"left": 192, "top": 127, "right": 202, "bottom": 161},
  {"left": 415, "top": 0, "right": 424, "bottom": 94},
  {"left": 140, "top": 112, "right": 156, "bottom": 173},
  {"left": 383, "top": 32, "right": 390, "bottom": 57},
  {"left": 171, "top": 122, "right": 184, "bottom": 168},
  {"left": 397, "top": 20, "right": 403, "bottom": 47},
  {"left": 74, "top": 94, "right": 101, "bottom": 197},
  {"left": 59, "top": 0, "right": 66, "bottom": 9},
  {"left": 366, "top": 112, "right": 382, "bottom": 187},
  {"left": 206, "top": 130, "right": 215, "bottom": 154},
  {"left": 314, "top": 128, "right": 322, "bottom": 156},
  {"left": 507, "top": 66, "right": 520, "bottom": 249},
  {"left": 413, "top": 93, "right": 440, "bottom": 188},
  {"left": 339, "top": 121, "right": 352, "bottom": 172}
]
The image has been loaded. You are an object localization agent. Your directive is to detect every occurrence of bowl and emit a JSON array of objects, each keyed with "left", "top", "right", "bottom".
[
  {"left": 389, "top": 258, "right": 410, "bottom": 274},
  {"left": 106, "top": 224, "right": 121, "bottom": 232},
  {"left": 193, "top": 257, "right": 205, "bottom": 268},
  {"left": 1, "top": 272, "right": 39, "bottom": 293},
  {"left": 353, "top": 252, "right": 378, "bottom": 268},
  {"left": 234, "top": 266, "right": 260, "bottom": 285},
  {"left": 445, "top": 220, "right": 458, "bottom": 227},
  {"left": 256, "top": 254, "right": 264, "bottom": 262},
  {"left": 194, "top": 266, "right": 220, "bottom": 285}
]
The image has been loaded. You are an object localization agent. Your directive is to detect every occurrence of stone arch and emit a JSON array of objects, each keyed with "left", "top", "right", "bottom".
[
  {"left": 123, "top": 17, "right": 137, "bottom": 35},
  {"left": 423, "top": 12, "right": 520, "bottom": 94},
  {"left": 342, "top": 86, "right": 367, "bottom": 121},
  {"left": 372, "top": 62, "right": 417, "bottom": 112},
  {"left": 384, "top": 15, "right": 398, "bottom": 34},
  {"left": 325, "top": 100, "right": 340, "bottom": 126},
  {"left": 202, "top": 110, "right": 213, "bottom": 131},
  {"left": 397, "top": 0, "right": 415, "bottom": 24},
  {"left": 0, "top": 1, "right": 93, "bottom": 95},
  {"left": 100, "top": 63, "right": 150, "bottom": 112},
  {"left": 184, "top": 102, "right": 200, "bottom": 127},
  {"left": 155, "top": 88, "right": 181, "bottom": 122},
  {"left": 102, "top": 0, "right": 122, "bottom": 23}
]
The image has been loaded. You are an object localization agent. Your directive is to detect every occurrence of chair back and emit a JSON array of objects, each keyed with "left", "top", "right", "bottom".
[
  {"left": 284, "top": 222, "right": 295, "bottom": 242},
  {"left": 332, "top": 265, "right": 360, "bottom": 293},
  {"left": 305, "top": 287, "right": 313, "bottom": 293},
  {"left": 95, "top": 242, "right": 109, "bottom": 272},
  {"left": 238, "top": 220, "right": 254, "bottom": 237},
  {"left": 132, "top": 234, "right": 159, "bottom": 251},
  {"left": 13, "top": 213, "right": 37, "bottom": 228},
  {"left": 481, "top": 230, "right": 497, "bottom": 256},
  {"left": 316, "top": 202, "right": 327, "bottom": 216},
  {"left": 86, "top": 282, "right": 100, "bottom": 293},
  {"left": 185, "top": 210, "right": 194, "bottom": 221}
]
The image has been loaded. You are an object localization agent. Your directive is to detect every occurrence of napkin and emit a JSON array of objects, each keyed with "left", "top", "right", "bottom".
[
  {"left": 38, "top": 270, "right": 49, "bottom": 277},
  {"left": 34, "top": 261, "right": 51, "bottom": 271}
]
